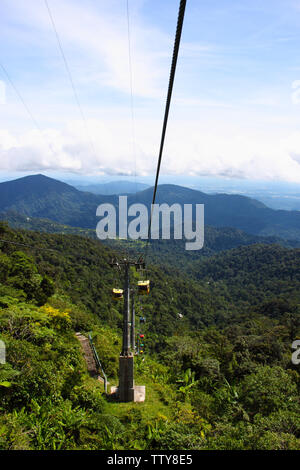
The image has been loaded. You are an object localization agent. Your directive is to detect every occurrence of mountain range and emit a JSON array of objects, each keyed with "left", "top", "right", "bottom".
[
  {"left": 75, "top": 180, "right": 149, "bottom": 195},
  {"left": 0, "top": 174, "right": 300, "bottom": 241}
]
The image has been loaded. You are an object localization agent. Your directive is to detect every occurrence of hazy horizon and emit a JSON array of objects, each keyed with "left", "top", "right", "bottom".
[{"left": 0, "top": 171, "right": 299, "bottom": 211}]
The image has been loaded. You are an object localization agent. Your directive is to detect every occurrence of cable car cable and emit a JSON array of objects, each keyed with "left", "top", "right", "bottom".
[{"left": 145, "top": 0, "right": 187, "bottom": 261}]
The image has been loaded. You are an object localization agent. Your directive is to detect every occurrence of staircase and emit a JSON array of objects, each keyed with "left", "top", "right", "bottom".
[{"left": 75, "top": 332, "right": 101, "bottom": 379}]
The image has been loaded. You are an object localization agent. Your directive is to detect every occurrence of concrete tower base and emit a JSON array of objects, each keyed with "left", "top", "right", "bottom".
[{"left": 110, "top": 355, "right": 145, "bottom": 402}]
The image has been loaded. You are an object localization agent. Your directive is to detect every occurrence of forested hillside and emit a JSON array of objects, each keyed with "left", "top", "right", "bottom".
[
  {"left": 0, "top": 223, "right": 299, "bottom": 450},
  {"left": 1, "top": 175, "right": 300, "bottom": 240},
  {"left": 0, "top": 174, "right": 113, "bottom": 229}
]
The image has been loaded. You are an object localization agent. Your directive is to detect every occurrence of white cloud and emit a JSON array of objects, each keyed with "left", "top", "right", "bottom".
[
  {"left": 1, "top": 116, "right": 300, "bottom": 182},
  {"left": 1, "top": 0, "right": 300, "bottom": 183},
  {"left": 1, "top": 0, "right": 172, "bottom": 99}
]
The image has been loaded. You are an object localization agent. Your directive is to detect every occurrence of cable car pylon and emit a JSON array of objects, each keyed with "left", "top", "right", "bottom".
[
  {"left": 108, "top": 0, "right": 186, "bottom": 403},
  {"left": 109, "top": 257, "right": 146, "bottom": 402}
]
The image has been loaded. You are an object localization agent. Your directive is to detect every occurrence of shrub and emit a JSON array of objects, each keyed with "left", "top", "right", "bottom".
[
  {"left": 70, "top": 383, "right": 105, "bottom": 413},
  {"left": 238, "top": 366, "right": 298, "bottom": 416}
]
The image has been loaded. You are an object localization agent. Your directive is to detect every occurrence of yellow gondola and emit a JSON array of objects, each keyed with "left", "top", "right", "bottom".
[
  {"left": 137, "top": 280, "right": 150, "bottom": 295},
  {"left": 112, "top": 288, "right": 124, "bottom": 300}
]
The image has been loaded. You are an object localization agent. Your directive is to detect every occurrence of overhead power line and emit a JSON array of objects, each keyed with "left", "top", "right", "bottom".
[
  {"left": 126, "top": 0, "right": 137, "bottom": 193},
  {"left": 0, "top": 237, "right": 58, "bottom": 253},
  {"left": 0, "top": 63, "right": 43, "bottom": 133},
  {"left": 44, "top": 0, "right": 97, "bottom": 159},
  {"left": 0, "top": 63, "right": 57, "bottom": 157}
]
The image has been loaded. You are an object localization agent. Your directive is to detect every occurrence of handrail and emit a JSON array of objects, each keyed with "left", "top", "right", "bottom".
[{"left": 88, "top": 333, "right": 108, "bottom": 394}]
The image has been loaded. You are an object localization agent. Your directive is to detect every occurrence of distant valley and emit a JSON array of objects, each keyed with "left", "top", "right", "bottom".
[{"left": 75, "top": 180, "right": 149, "bottom": 195}]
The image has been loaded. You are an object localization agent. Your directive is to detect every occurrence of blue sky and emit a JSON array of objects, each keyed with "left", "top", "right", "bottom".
[{"left": 1, "top": 0, "right": 300, "bottom": 182}]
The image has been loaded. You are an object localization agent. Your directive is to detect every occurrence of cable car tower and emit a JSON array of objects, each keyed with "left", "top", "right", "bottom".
[
  {"left": 108, "top": 0, "right": 186, "bottom": 403},
  {"left": 110, "top": 256, "right": 146, "bottom": 402}
]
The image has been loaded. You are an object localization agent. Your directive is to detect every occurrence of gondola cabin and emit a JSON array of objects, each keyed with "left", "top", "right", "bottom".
[
  {"left": 112, "top": 288, "right": 124, "bottom": 300},
  {"left": 138, "top": 280, "right": 150, "bottom": 295}
]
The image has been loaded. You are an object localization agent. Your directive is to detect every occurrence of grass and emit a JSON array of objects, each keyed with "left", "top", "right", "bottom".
[{"left": 102, "top": 358, "right": 177, "bottom": 424}]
